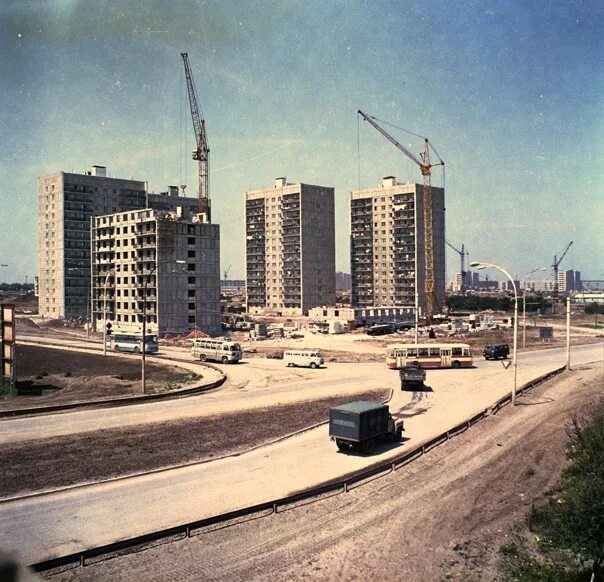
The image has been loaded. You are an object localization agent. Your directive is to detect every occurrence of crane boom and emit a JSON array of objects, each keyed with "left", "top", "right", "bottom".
[
  {"left": 552, "top": 240, "right": 573, "bottom": 299},
  {"left": 358, "top": 110, "right": 444, "bottom": 320},
  {"left": 181, "top": 52, "right": 210, "bottom": 219}
]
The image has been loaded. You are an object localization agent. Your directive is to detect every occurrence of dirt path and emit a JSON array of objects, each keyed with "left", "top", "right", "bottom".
[{"left": 53, "top": 364, "right": 604, "bottom": 581}]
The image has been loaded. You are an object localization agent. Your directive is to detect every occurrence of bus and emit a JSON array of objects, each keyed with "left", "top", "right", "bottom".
[
  {"left": 386, "top": 343, "right": 473, "bottom": 369},
  {"left": 191, "top": 339, "right": 242, "bottom": 364},
  {"left": 283, "top": 350, "right": 324, "bottom": 369},
  {"left": 110, "top": 334, "right": 159, "bottom": 354}
]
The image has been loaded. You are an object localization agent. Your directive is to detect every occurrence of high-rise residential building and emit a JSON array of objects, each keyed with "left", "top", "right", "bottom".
[
  {"left": 37, "top": 166, "right": 198, "bottom": 319},
  {"left": 558, "top": 269, "right": 582, "bottom": 293},
  {"left": 245, "top": 177, "right": 336, "bottom": 315},
  {"left": 92, "top": 208, "right": 220, "bottom": 336},
  {"left": 350, "top": 177, "right": 445, "bottom": 316}
]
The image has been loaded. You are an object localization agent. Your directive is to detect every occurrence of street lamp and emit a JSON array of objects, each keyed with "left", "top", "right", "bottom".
[
  {"left": 471, "top": 261, "right": 519, "bottom": 406},
  {"left": 139, "top": 259, "right": 186, "bottom": 394},
  {"left": 102, "top": 269, "right": 115, "bottom": 356},
  {"left": 522, "top": 267, "right": 546, "bottom": 349}
]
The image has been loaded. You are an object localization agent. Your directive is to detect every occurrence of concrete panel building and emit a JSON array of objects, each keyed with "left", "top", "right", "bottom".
[
  {"left": 246, "top": 177, "right": 336, "bottom": 315},
  {"left": 350, "top": 177, "right": 445, "bottom": 316},
  {"left": 37, "top": 166, "right": 198, "bottom": 320},
  {"left": 558, "top": 269, "right": 582, "bottom": 293},
  {"left": 92, "top": 208, "right": 220, "bottom": 336}
]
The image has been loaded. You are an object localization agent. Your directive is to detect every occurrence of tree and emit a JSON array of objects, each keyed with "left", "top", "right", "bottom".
[{"left": 530, "top": 399, "right": 604, "bottom": 580}]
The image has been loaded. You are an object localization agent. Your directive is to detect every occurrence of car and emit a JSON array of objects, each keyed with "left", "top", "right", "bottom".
[{"left": 483, "top": 343, "right": 510, "bottom": 360}]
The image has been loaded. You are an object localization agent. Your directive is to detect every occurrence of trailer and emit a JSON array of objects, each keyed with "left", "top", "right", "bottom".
[{"left": 329, "top": 401, "right": 404, "bottom": 454}]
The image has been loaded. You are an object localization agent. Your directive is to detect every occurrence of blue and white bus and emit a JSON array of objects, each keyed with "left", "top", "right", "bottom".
[{"left": 110, "top": 334, "right": 159, "bottom": 354}]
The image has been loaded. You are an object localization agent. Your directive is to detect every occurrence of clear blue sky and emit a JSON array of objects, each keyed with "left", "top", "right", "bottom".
[{"left": 1, "top": 0, "right": 602, "bottom": 283}]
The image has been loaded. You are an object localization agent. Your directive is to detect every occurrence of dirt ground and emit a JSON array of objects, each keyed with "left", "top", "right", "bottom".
[
  {"left": 0, "top": 345, "right": 200, "bottom": 410},
  {"left": 0, "top": 388, "right": 389, "bottom": 499},
  {"left": 50, "top": 365, "right": 604, "bottom": 582}
]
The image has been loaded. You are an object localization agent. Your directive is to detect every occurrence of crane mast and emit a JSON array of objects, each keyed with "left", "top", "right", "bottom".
[
  {"left": 358, "top": 110, "right": 444, "bottom": 321},
  {"left": 181, "top": 52, "right": 210, "bottom": 220},
  {"left": 552, "top": 240, "right": 573, "bottom": 299},
  {"left": 445, "top": 240, "right": 468, "bottom": 293}
]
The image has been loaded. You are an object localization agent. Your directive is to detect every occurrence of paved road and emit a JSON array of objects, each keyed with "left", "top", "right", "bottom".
[{"left": 0, "top": 342, "right": 601, "bottom": 565}]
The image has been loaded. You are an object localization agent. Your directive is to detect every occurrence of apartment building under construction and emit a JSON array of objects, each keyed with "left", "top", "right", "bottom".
[
  {"left": 37, "top": 165, "right": 198, "bottom": 320},
  {"left": 92, "top": 208, "right": 220, "bottom": 336},
  {"left": 245, "top": 178, "right": 336, "bottom": 315},
  {"left": 350, "top": 177, "right": 445, "bottom": 316}
]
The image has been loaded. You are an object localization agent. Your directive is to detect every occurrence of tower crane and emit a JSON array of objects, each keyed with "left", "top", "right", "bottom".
[
  {"left": 445, "top": 240, "right": 469, "bottom": 293},
  {"left": 223, "top": 264, "right": 232, "bottom": 282},
  {"left": 552, "top": 240, "right": 573, "bottom": 299},
  {"left": 181, "top": 52, "right": 211, "bottom": 220},
  {"left": 357, "top": 110, "right": 444, "bottom": 321}
]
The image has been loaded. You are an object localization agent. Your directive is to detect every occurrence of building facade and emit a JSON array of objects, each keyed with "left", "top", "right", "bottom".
[
  {"left": 558, "top": 269, "right": 582, "bottom": 293},
  {"left": 37, "top": 166, "right": 198, "bottom": 319},
  {"left": 92, "top": 208, "right": 220, "bottom": 336},
  {"left": 245, "top": 178, "right": 336, "bottom": 315},
  {"left": 350, "top": 177, "right": 445, "bottom": 316}
]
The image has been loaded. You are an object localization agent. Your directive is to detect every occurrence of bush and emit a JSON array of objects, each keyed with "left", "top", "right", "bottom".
[
  {"left": 585, "top": 303, "right": 604, "bottom": 315},
  {"left": 529, "top": 399, "right": 604, "bottom": 580}
]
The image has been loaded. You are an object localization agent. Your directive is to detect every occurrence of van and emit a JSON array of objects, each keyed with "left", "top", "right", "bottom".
[
  {"left": 483, "top": 343, "right": 510, "bottom": 360},
  {"left": 191, "top": 339, "right": 242, "bottom": 364},
  {"left": 283, "top": 350, "right": 324, "bottom": 369}
]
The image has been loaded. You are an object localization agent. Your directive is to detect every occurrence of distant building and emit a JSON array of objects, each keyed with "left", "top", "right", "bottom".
[
  {"left": 522, "top": 278, "right": 556, "bottom": 293},
  {"left": 92, "top": 208, "right": 220, "bottom": 336},
  {"left": 245, "top": 177, "right": 336, "bottom": 315},
  {"left": 350, "top": 177, "right": 445, "bottom": 315},
  {"left": 558, "top": 270, "right": 582, "bottom": 293},
  {"left": 474, "top": 279, "right": 499, "bottom": 291},
  {"left": 582, "top": 280, "right": 604, "bottom": 292},
  {"left": 574, "top": 292, "right": 604, "bottom": 304},
  {"left": 500, "top": 280, "right": 521, "bottom": 293},
  {"left": 37, "top": 165, "right": 199, "bottom": 319},
  {"left": 308, "top": 305, "right": 413, "bottom": 326}
]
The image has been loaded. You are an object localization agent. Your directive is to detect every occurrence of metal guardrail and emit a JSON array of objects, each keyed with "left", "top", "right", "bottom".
[{"left": 30, "top": 365, "right": 567, "bottom": 573}]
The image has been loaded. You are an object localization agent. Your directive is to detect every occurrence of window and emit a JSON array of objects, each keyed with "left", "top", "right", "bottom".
[
  {"left": 187, "top": 250, "right": 195, "bottom": 258},
  {"left": 188, "top": 276, "right": 195, "bottom": 284},
  {"left": 187, "top": 237, "right": 195, "bottom": 245},
  {"left": 452, "top": 347, "right": 463, "bottom": 356},
  {"left": 188, "top": 289, "right": 195, "bottom": 298},
  {"left": 188, "top": 302, "right": 195, "bottom": 310},
  {"left": 188, "top": 263, "right": 195, "bottom": 271}
]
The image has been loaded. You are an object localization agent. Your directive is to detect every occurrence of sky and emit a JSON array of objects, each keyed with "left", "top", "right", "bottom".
[{"left": 0, "top": 0, "right": 602, "bottom": 284}]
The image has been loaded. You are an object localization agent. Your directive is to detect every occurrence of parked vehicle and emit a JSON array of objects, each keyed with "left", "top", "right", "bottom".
[
  {"left": 483, "top": 343, "right": 510, "bottom": 360},
  {"left": 110, "top": 334, "right": 158, "bottom": 354},
  {"left": 386, "top": 342, "right": 473, "bottom": 369},
  {"left": 329, "top": 401, "right": 404, "bottom": 453},
  {"left": 191, "top": 339, "right": 242, "bottom": 364},
  {"left": 366, "top": 324, "right": 393, "bottom": 336},
  {"left": 399, "top": 362, "right": 426, "bottom": 389},
  {"left": 283, "top": 350, "right": 324, "bottom": 369}
]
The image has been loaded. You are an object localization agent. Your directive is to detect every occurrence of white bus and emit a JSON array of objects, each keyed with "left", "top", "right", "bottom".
[
  {"left": 284, "top": 350, "right": 324, "bottom": 369},
  {"left": 191, "top": 339, "right": 242, "bottom": 364},
  {"left": 386, "top": 343, "right": 473, "bottom": 369},
  {"left": 110, "top": 334, "right": 159, "bottom": 354}
]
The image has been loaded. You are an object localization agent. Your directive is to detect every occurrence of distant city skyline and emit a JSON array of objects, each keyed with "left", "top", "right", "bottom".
[{"left": 1, "top": 1, "right": 602, "bottom": 283}]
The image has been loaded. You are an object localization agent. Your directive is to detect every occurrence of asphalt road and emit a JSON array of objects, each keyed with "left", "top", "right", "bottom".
[{"left": 0, "top": 342, "right": 601, "bottom": 565}]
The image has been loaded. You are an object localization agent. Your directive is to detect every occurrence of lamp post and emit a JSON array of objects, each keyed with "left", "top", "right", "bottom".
[
  {"left": 102, "top": 269, "right": 115, "bottom": 356},
  {"left": 522, "top": 267, "right": 546, "bottom": 349},
  {"left": 471, "top": 261, "right": 519, "bottom": 406},
  {"left": 139, "top": 260, "right": 186, "bottom": 394}
]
